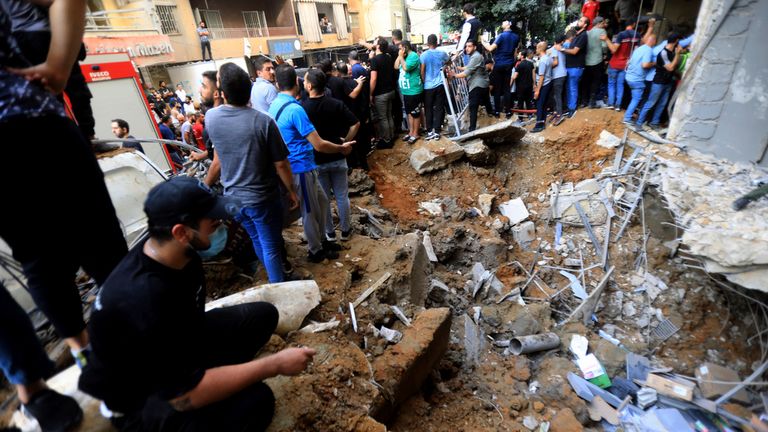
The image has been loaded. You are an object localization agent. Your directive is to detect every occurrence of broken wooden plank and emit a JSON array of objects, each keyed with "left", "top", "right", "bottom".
[{"left": 352, "top": 272, "right": 392, "bottom": 307}]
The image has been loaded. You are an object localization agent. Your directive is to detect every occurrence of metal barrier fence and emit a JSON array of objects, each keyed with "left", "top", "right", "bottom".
[{"left": 442, "top": 55, "right": 469, "bottom": 139}]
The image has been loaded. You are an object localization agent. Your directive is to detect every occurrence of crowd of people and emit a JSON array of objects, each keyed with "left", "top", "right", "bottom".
[
  {"left": 0, "top": 0, "right": 699, "bottom": 430},
  {"left": 446, "top": 2, "right": 694, "bottom": 133}
]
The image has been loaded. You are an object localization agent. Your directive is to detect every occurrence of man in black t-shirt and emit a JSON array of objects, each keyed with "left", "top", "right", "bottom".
[
  {"left": 556, "top": 16, "right": 590, "bottom": 117},
  {"left": 302, "top": 69, "right": 360, "bottom": 242},
  {"left": 370, "top": 37, "right": 397, "bottom": 148},
  {"left": 512, "top": 49, "right": 536, "bottom": 114},
  {"left": 79, "top": 177, "right": 316, "bottom": 431},
  {"left": 337, "top": 61, "right": 371, "bottom": 169},
  {"left": 636, "top": 32, "right": 682, "bottom": 128}
]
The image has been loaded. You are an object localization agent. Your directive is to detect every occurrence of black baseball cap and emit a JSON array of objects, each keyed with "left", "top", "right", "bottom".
[{"left": 144, "top": 176, "right": 239, "bottom": 226}]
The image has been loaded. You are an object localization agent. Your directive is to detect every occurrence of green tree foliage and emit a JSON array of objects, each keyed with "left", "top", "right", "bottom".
[{"left": 437, "top": 0, "right": 567, "bottom": 44}]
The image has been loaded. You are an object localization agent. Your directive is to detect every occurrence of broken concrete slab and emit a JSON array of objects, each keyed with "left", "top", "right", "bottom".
[
  {"left": 454, "top": 119, "right": 527, "bottom": 144},
  {"left": 347, "top": 169, "right": 375, "bottom": 196},
  {"left": 370, "top": 308, "right": 452, "bottom": 423},
  {"left": 409, "top": 142, "right": 465, "bottom": 174},
  {"left": 205, "top": 280, "right": 321, "bottom": 336},
  {"left": 596, "top": 130, "right": 622, "bottom": 148},
  {"left": 498, "top": 198, "right": 529, "bottom": 225},
  {"left": 462, "top": 139, "right": 497, "bottom": 166},
  {"left": 512, "top": 221, "right": 536, "bottom": 247},
  {"left": 463, "top": 313, "right": 485, "bottom": 368},
  {"left": 390, "top": 233, "right": 432, "bottom": 307}
]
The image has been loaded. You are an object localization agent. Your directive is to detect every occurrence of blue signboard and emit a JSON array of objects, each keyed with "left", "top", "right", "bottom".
[{"left": 268, "top": 38, "right": 303, "bottom": 59}]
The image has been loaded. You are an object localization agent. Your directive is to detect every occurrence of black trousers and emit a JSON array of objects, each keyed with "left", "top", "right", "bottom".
[
  {"left": 201, "top": 41, "right": 212, "bottom": 61},
  {"left": 114, "top": 303, "right": 279, "bottom": 432},
  {"left": 0, "top": 116, "right": 127, "bottom": 339},
  {"left": 468, "top": 87, "right": 493, "bottom": 131},
  {"left": 585, "top": 62, "right": 605, "bottom": 105},
  {"left": 536, "top": 82, "right": 553, "bottom": 124},
  {"left": 516, "top": 86, "right": 534, "bottom": 112},
  {"left": 491, "top": 63, "right": 513, "bottom": 115},
  {"left": 423, "top": 87, "right": 446, "bottom": 133}
]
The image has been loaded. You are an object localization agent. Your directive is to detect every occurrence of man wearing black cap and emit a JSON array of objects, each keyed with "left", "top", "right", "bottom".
[{"left": 79, "top": 177, "right": 315, "bottom": 431}]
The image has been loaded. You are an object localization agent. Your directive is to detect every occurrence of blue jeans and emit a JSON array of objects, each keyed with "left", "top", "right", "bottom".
[
  {"left": 636, "top": 82, "right": 672, "bottom": 126},
  {"left": 607, "top": 67, "right": 625, "bottom": 108},
  {"left": 316, "top": 159, "right": 351, "bottom": 234},
  {"left": 566, "top": 67, "right": 584, "bottom": 111},
  {"left": 236, "top": 201, "right": 285, "bottom": 283},
  {"left": 0, "top": 284, "right": 54, "bottom": 385},
  {"left": 623, "top": 80, "right": 647, "bottom": 122}
]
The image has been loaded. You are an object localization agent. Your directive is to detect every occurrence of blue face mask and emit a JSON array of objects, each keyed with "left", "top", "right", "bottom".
[{"left": 196, "top": 225, "right": 228, "bottom": 259}]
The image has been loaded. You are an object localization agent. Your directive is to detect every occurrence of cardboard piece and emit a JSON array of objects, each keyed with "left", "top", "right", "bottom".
[
  {"left": 695, "top": 362, "right": 750, "bottom": 403},
  {"left": 645, "top": 373, "right": 696, "bottom": 402},
  {"left": 587, "top": 396, "right": 619, "bottom": 425}
]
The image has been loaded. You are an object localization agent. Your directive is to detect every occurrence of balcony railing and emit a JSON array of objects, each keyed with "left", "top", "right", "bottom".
[
  {"left": 207, "top": 26, "right": 297, "bottom": 39},
  {"left": 85, "top": 8, "right": 156, "bottom": 32}
]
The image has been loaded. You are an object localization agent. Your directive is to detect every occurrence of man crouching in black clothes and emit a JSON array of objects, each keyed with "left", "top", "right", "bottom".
[{"left": 79, "top": 176, "right": 315, "bottom": 431}]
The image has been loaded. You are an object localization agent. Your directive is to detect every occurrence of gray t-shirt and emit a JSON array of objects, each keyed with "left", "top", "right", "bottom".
[
  {"left": 464, "top": 51, "right": 490, "bottom": 91},
  {"left": 538, "top": 54, "right": 553, "bottom": 87},
  {"left": 180, "top": 121, "right": 193, "bottom": 145},
  {"left": 614, "top": 0, "right": 638, "bottom": 20},
  {"left": 204, "top": 105, "right": 289, "bottom": 206},
  {"left": 197, "top": 27, "right": 209, "bottom": 42}
]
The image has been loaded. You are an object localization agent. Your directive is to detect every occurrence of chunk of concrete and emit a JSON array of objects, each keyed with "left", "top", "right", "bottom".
[
  {"left": 512, "top": 221, "right": 536, "bottom": 246},
  {"left": 371, "top": 308, "right": 452, "bottom": 422},
  {"left": 596, "top": 130, "right": 622, "bottom": 148},
  {"left": 499, "top": 198, "right": 530, "bottom": 225},
  {"left": 391, "top": 233, "right": 432, "bottom": 307},
  {"left": 205, "top": 280, "right": 321, "bottom": 336},
  {"left": 409, "top": 143, "right": 465, "bottom": 174},
  {"left": 463, "top": 139, "right": 497, "bottom": 166},
  {"left": 463, "top": 314, "right": 485, "bottom": 367},
  {"left": 478, "top": 193, "right": 495, "bottom": 217},
  {"left": 454, "top": 119, "right": 527, "bottom": 144}
]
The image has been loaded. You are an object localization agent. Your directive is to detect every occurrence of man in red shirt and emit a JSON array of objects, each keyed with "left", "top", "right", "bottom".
[
  {"left": 581, "top": 0, "right": 600, "bottom": 30},
  {"left": 602, "top": 18, "right": 656, "bottom": 110},
  {"left": 192, "top": 112, "right": 206, "bottom": 151}
]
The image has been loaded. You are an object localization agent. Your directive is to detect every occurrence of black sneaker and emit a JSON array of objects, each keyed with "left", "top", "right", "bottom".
[
  {"left": 325, "top": 231, "right": 337, "bottom": 242},
  {"left": 282, "top": 258, "right": 294, "bottom": 276},
  {"left": 567, "top": 109, "right": 577, "bottom": 119},
  {"left": 531, "top": 122, "right": 546, "bottom": 133},
  {"left": 376, "top": 139, "right": 394, "bottom": 149},
  {"left": 308, "top": 250, "right": 327, "bottom": 263},
  {"left": 323, "top": 248, "right": 339, "bottom": 259},
  {"left": 22, "top": 389, "right": 83, "bottom": 432},
  {"left": 340, "top": 229, "right": 352, "bottom": 241},
  {"left": 322, "top": 240, "right": 342, "bottom": 251},
  {"left": 505, "top": 112, "right": 513, "bottom": 120}
]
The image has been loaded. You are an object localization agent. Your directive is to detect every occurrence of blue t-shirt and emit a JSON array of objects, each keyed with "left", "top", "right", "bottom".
[
  {"left": 158, "top": 123, "right": 175, "bottom": 140},
  {"left": 493, "top": 31, "right": 520, "bottom": 66},
  {"left": 268, "top": 93, "right": 316, "bottom": 174},
  {"left": 420, "top": 48, "right": 449, "bottom": 90},
  {"left": 351, "top": 63, "right": 366, "bottom": 79},
  {"left": 625, "top": 44, "right": 653, "bottom": 83}
]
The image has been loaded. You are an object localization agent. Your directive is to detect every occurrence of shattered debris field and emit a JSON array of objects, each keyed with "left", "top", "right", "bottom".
[{"left": 5, "top": 109, "right": 768, "bottom": 431}]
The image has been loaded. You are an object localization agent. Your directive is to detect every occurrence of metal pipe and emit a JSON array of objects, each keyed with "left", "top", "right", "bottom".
[{"left": 509, "top": 333, "right": 561, "bottom": 355}]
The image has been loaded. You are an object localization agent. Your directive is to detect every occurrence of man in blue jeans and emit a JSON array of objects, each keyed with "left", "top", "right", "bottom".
[
  {"left": 556, "top": 15, "right": 589, "bottom": 118},
  {"left": 301, "top": 69, "right": 360, "bottom": 242},
  {"left": 636, "top": 33, "right": 682, "bottom": 129},
  {"left": 270, "top": 64, "right": 355, "bottom": 263},
  {"left": 623, "top": 33, "right": 657, "bottom": 124},
  {"left": 205, "top": 63, "right": 299, "bottom": 283}
]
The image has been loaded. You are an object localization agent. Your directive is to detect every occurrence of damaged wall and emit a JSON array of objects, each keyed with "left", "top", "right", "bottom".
[{"left": 668, "top": 0, "right": 768, "bottom": 166}]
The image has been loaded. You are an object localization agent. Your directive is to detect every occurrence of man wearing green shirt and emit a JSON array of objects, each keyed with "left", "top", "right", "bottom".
[
  {"left": 584, "top": 16, "right": 608, "bottom": 108},
  {"left": 395, "top": 40, "right": 424, "bottom": 144}
]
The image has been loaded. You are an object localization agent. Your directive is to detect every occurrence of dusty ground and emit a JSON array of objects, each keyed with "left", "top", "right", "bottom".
[{"left": 2, "top": 108, "right": 762, "bottom": 431}]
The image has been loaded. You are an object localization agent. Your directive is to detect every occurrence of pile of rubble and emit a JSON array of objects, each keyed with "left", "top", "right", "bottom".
[{"left": 651, "top": 147, "right": 768, "bottom": 291}]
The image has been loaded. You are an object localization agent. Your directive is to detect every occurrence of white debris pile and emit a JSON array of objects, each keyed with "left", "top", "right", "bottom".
[{"left": 651, "top": 148, "right": 768, "bottom": 292}]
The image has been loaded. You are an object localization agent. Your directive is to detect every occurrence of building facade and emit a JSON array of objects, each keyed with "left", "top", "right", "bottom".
[{"left": 83, "top": 0, "right": 366, "bottom": 90}]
